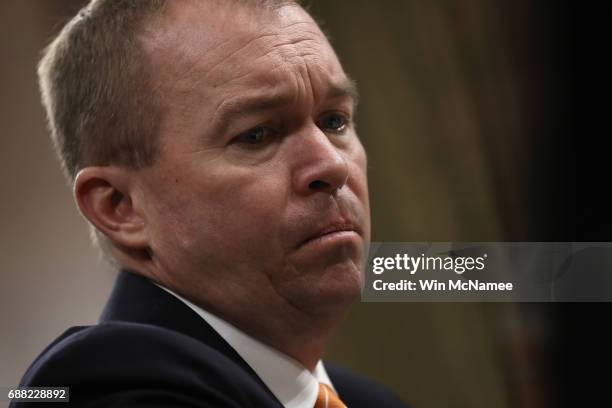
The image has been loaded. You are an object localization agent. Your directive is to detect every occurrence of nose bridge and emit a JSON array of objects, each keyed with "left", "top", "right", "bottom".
[{"left": 291, "top": 125, "right": 349, "bottom": 196}]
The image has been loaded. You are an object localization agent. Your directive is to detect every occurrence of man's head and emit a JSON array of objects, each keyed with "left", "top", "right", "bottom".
[{"left": 40, "top": 0, "right": 370, "bottom": 327}]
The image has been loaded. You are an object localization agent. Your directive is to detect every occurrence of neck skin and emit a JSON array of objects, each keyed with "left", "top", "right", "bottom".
[
  {"left": 179, "top": 284, "right": 351, "bottom": 372},
  {"left": 215, "top": 300, "right": 349, "bottom": 371},
  {"left": 115, "top": 251, "right": 352, "bottom": 372}
]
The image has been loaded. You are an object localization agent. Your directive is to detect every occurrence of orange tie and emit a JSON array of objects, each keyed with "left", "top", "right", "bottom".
[{"left": 314, "top": 383, "right": 346, "bottom": 408}]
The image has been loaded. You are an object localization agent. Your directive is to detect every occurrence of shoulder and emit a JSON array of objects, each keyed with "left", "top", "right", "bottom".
[
  {"left": 326, "top": 363, "right": 409, "bottom": 408},
  {"left": 16, "top": 322, "right": 278, "bottom": 407}
]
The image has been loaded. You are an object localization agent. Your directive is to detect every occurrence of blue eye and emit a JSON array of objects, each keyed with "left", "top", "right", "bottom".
[{"left": 319, "top": 113, "right": 348, "bottom": 133}]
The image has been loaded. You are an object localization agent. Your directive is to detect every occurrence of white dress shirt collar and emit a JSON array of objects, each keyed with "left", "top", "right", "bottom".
[{"left": 157, "top": 284, "right": 335, "bottom": 408}]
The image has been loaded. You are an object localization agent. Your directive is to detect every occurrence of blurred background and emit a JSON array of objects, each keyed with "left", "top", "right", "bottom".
[{"left": 0, "top": 0, "right": 583, "bottom": 407}]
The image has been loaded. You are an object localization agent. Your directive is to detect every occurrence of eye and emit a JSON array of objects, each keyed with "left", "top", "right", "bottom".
[
  {"left": 232, "top": 126, "right": 276, "bottom": 147},
  {"left": 318, "top": 112, "right": 349, "bottom": 134}
]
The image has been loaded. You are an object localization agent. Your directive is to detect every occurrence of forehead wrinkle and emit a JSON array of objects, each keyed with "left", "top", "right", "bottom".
[
  {"left": 149, "top": 2, "right": 352, "bottom": 135},
  {"left": 276, "top": 19, "right": 322, "bottom": 38},
  {"left": 203, "top": 32, "right": 330, "bottom": 103},
  {"left": 146, "top": 3, "right": 286, "bottom": 93},
  {"left": 291, "top": 55, "right": 357, "bottom": 110},
  {"left": 204, "top": 25, "right": 324, "bottom": 86},
  {"left": 211, "top": 90, "right": 295, "bottom": 130},
  {"left": 150, "top": 34, "right": 303, "bottom": 116},
  {"left": 259, "top": 34, "right": 337, "bottom": 106},
  {"left": 202, "top": 31, "right": 283, "bottom": 83},
  {"left": 210, "top": 35, "right": 356, "bottom": 124},
  {"left": 211, "top": 72, "right": 358, "bottom": 133},
  {"left": 149, "top": 3, "right": 330, "bottom": 100}
]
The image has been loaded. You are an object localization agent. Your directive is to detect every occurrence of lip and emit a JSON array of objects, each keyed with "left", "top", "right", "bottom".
[{"left": 297, "top": 222, "right": 362, "bottom": 250}]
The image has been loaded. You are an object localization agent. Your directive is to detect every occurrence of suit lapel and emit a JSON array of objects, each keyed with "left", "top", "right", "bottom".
[{"left": 99, "top": 270, "right": 277, "bottom": 401}]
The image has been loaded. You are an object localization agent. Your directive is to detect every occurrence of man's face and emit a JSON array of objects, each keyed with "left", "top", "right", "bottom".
[{"left": 135, "top": 2, "right": 370, "bottom": 317}]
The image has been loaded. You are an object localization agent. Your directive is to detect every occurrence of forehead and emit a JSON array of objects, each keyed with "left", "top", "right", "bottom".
[{"left": 142, "top": 1, "right": 347, "bottom": 106}]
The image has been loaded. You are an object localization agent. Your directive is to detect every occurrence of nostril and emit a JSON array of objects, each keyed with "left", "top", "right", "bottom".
[{"left": 309, "top": 180, "right": 329, "bottom": 191}]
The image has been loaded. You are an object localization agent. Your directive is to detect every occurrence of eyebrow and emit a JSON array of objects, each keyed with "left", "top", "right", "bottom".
[
  {"left": 328, "top": 77, "right": 359, "bottom": 107},
  {"left": 211, "top": 77, "right": 359, "bottom": 131}
]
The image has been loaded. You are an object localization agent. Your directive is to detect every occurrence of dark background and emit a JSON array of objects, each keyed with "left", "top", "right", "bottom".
[{"left": 0, "top": 1, "right": 591, "bottom": 407}]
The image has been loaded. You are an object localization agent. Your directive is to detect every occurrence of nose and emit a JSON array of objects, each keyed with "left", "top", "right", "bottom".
[{"left": 292, "top": 126, "right": 349, "bottom": 196}]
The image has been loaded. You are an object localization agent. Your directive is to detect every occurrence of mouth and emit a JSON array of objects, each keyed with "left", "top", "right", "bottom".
[{"left": 297, "top": 222, "right": 362, "bottom": 251}]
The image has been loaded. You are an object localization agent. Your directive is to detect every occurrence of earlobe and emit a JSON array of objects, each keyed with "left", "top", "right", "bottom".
[{"left": 74, "top": 167, "right": 149, "bottom": 250}]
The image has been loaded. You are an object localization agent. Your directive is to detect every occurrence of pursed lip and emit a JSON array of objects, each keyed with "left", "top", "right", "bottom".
[{"left": 296, "top": 221, "right": 362, "bottom": 250}]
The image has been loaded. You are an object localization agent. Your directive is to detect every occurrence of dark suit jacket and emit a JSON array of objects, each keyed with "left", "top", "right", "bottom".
[{"left": 13, "top": 271, "right": 407, "bottom": 407}]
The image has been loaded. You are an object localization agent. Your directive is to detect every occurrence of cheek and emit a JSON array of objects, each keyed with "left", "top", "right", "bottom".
[
  {"left": 161, "top": 166, "right": 291, "bottom": 262},
  {"left": 349, "top": 144, "right": 369, "bottom": 203},
  {"left": 347, "top": 144, "right": 371, "bottom": 240}
]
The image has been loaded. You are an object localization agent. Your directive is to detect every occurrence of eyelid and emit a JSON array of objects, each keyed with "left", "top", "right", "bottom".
[
  {"left": 317, "top": 111, "right": 351, "bottom": 134},
  {"left": 321, "top": 108, "right": 353, "bottom": 122},
  {"left": 230, "top": 125, "right": 278, "bottom": 149}
]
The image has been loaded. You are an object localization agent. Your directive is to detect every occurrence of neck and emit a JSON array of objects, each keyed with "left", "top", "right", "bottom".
[
  {"left": 209, "top": 299, "right": 350, "bottom": 371},
  {"left": 135, "top": 259, "right": 356, "bottom": 371}
]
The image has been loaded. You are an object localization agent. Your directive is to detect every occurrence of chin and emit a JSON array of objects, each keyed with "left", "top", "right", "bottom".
[{"left": 285, "top": 260, "right": 363, "bottom": 315}]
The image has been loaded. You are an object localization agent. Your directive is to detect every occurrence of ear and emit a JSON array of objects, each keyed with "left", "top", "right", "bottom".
[{"left": 74, "top": 166, "right": 149, "bottom": 251}]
